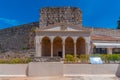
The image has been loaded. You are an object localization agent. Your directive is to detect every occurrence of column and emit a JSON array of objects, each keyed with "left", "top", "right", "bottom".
[
  {"left": 39, "top": 42, "right": 42, "bottom": 57},
  {"left": 90, "top": 44, "right": 94, "bottom": 54},
  {"left": 85, "top": 37, "right": 91, "bottom": 54},
  {"left": 86, "top": 42, "right": 90, "bottom": 54},
  {"left": 74, "top": 42, "right": 77, "bottom": 57},
  {"left": 35, "top": 36, "right": 41, "bottom": 57},
  {"left": 107, "top": 48, "right": 112, "bottom": 54},
  {"left": 51, "top": 40, "right": 53, "bottom": 57},
  {"left": 62, "top": 41, "right": 65, "bottom": 59}
]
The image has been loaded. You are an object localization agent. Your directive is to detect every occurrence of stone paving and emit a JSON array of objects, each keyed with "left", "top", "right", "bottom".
[{"left": 0, "top": 76, "right": 119, "bottom": 80}]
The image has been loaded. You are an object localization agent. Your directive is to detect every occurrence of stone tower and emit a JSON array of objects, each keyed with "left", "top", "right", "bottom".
[{"left": 39, "top": 7, "right": 82, "bottom": 28}]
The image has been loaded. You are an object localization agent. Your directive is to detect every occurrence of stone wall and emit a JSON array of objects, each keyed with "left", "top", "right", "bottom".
[
  {"left": 40, "top": 7, "right": 82, "bottom": 27},
  {"left": 0, "top": 22, "right": 39, "bottom": 53}
]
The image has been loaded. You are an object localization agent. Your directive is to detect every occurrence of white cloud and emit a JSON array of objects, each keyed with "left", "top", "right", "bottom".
[{"left": 0, "top": 18, "right": 20, "bottom": 26}]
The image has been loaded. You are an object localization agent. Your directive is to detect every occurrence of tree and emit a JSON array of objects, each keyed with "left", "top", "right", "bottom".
[{"left": 117, "top": 17, "right": 120, "bottom": 29}]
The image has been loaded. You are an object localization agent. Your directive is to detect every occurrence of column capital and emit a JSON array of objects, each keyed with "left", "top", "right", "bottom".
[
  {"left": 62, "top": 37, "right": 66, "bottom": 41},
  {"left": 49, "top": 36, "right": 54, "bottom": 43},
  {"left": 50, "top": 38, "right": 54, "bottom": 43}
]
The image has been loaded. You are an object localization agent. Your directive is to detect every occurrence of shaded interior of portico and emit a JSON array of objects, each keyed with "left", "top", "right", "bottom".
[
  {"left": 42, "top": 37, "right": 51, "bottom": 56},
  {"left": 41, "top": 36, "right": 87, "bottom": 58},
  {"left": 65, "top": 37, "right": 74, "bottom": 55},
  {"left": 53, "top": 37, "right": 62, "bottom": 57},
  {"left": 76, "top": 37, "right": 86, "bottom": 55}
]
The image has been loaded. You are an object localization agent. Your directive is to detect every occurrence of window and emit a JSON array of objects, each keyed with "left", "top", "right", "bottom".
[
  {"left": 94, "top": 48, "right": 107, "bottom": 54},
  {"left": 112, "top": 48, "right": 120, "bottom": 54}
]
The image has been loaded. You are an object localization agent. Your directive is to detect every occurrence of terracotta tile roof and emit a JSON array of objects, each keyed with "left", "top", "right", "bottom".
[
  {"left": 83, "top": 27, "right": 120, "bottom": 37},
  {"left": 91, "top": 35, "right": 120, "bottom": 41}
]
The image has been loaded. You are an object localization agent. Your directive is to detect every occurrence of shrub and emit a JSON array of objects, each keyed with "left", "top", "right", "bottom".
[
  {"left": 0, "top": 57, "right": 32, "bottom": 64},
  {"left": 111, "top": 54, "right": 119, "bottom": 61},
  {"left": 22, "top": 46, "right": 28, "bottom": 50},
  {"left": 65, "top": 54, "right": 76, "bottom": 62},
  {"left": 100, "top": 54, "right": 108, "bottom": 62},
  {"left": 117, "top": 54, "right": 120, "bottom": 61},
  {"left": 64, "top": 54, "right": 120, "bottom": 64},
  {"left": 79, "top": 54, "right": 89, "bottom": 63},
  {"left": 31, "top": 27, "right": 36, "bottom": 33},
  {"left": 99, "top": 54, "right": 120, "bottom": 63},
  {"left": 25, "top": 57, "right": 32, "bottom": 63},
  {"left": 0, "top": 59, "right": 7, "bottom": 64}
]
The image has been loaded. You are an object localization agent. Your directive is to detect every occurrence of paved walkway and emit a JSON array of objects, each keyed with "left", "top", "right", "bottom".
[{"left": 0, "top": 76, "right": 119, "bottom": 80}]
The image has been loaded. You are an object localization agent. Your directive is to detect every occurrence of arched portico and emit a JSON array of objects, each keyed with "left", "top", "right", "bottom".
[
  {"left": 36, "top": 35, "right": 89, "bottom": 59},
  {"left": 41, "top": 37, "right": 51, "bottom": 56},
  {"left": 53, "top": 36, "right": 62, "bottom": 57},
  {"left": 76, "top": 37, "right": 86, "bottom": 55}
]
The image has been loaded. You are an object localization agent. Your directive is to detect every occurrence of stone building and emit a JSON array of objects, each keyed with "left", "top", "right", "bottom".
[{"left": 35, "top": 7, "right": 120, "bottom": 59}]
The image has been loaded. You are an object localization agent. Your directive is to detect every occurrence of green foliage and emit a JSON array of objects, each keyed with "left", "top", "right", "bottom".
[
  {"left": 112, "top": 54, "right": 120, "bottom": 61},
  {"left": 31, "top": 27, "right": 36, "bottom": 32},
  {"left": 106, "top": 54, "right": 120, "bottom": 62},
  {"left": 65, "top": 54, "right": 77, "bottom": 62},
  {"left": 25, "top": 57, "right": 32, "bottom": 63},
  {"left": 100, "top": 54, "right": 108, "bottom": 62},
  {"left": 0, "top": 57, "right": 32, "bottom": 64},
  {"left": 79, "top": 54, "right": 89, "bottom": 63},
  {"left": 64, "top": 53, "right": 120, "bottom": 64},
  {"left": 22, "top": 46, "right": 28, "bottom": 50}
]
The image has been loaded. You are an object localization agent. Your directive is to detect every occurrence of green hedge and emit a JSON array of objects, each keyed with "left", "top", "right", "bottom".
[
  {"left": 64, "top": 54, "right": 120, "bottom": 63},
  {"left": 79, "top": 54, "right": 89, "bottom": 63},
  {"left": 65, "top": 54, "right": 75, "bottom": 62},
  {"left": 0, "top": 57, "right": 32, "bottom": 64}
]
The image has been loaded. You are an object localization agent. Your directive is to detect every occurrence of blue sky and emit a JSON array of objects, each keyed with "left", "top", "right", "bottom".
[{"left": 0, "top": 0, "right": 120, "bottom": 29}]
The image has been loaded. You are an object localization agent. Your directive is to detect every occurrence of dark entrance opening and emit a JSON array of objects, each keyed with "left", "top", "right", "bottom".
[{"left": 58, "top": 51, "right": 62, "bottom": 58}]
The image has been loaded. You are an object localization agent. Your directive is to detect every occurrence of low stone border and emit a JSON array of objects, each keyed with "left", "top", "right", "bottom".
[
  {"left": 0, "top": 63, "right": 119, "bottom": 77},
  {"left": 0, "top": 64, "right": 28, "bottom": 77}
]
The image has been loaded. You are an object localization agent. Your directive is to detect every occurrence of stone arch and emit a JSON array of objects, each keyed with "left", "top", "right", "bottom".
[
  {"left": 76, "top": 37, "right": 86, "bottom": 55},
  {"left": 41, "top": 36, "right": 51, "bottom": 56},
  {"left": 53, "top": 36, "right": 62, "bottom": 57},
  {"left": 65, "top": 37, "right": 74, "bottom": 55}
]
